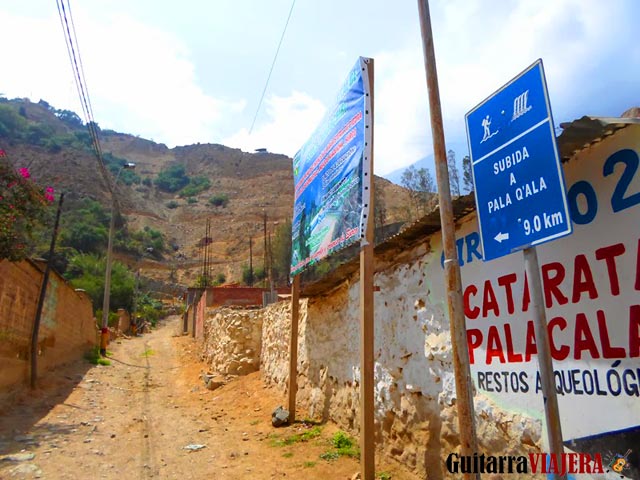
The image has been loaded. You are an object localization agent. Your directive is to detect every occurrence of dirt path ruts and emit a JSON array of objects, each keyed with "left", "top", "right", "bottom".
[{"left": 0, "top": 317, "right": 419, "bottom": 480}]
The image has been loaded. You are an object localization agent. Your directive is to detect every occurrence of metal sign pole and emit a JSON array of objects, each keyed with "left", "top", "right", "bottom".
[
  {"left": 416, "top": 1, "right": 480, "bottom": 477},
  {"left": 523, "top": 247, "right": 566, "bottom": 480}
]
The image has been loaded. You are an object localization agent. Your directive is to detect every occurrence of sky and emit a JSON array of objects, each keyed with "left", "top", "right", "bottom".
[{"left": 0, "top": 0, "right": 638, "bottom": 177}]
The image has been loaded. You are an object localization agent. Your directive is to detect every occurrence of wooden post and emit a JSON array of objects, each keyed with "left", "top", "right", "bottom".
[
  {"left": 360, "top": 57, "right": 375, "bottom": 480},
  {"left": 288, "top": 275, "right": 301, "bottom": 422},
  {"left": 523, "top": 247, "right": 566, "bottom": 479},
  {"left": 31, "top": 192, "right": 64, "bottom": 388},
  {"left": 416, "top": 1, "right": 480, "bottom": 477}
]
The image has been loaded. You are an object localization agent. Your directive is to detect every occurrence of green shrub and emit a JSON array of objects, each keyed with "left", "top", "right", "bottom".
[
  {"left": 319, "top": 431, "right": 359, "bottom": 461},
  {"left": 136, "top": 293, "right": 165, "bottom": 326},
  {"left": 115, "top": 225, "right": 165, "bottom": 258},
  {"left": 155, "top": 164, "right": 189, "bottom": 192},
  {"left": 187, "top": 197, "right": 197, "bottom": 204},
  {"left": 84, "top": 346, "right": 111, "bottom": 366},
  {"left": 166, "top": 200, "right": 179, "bottom": 209},
  {"left": 242, "top": 265, "right": 265, "bottom": 286},
  {"left": 0, "top": 104, "right": 27, "bottom": 138},
  {"left": 179, "top": 176, "right": 211, "bottom": 197},
  {"left": 208, "top": 193, "right": 228, "bottom": 207}
]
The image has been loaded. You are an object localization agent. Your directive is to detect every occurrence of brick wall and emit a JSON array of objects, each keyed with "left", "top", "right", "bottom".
[
  {"left": 208, "top": 286, "right": 289, "bottom": 308},
  {"left": 0, "top": 259, "right": 97, "bottom": 390}
]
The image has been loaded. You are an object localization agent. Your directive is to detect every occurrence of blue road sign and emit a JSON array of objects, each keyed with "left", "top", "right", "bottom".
[{"left": 465, "top": 59, "right": 572, "bottom": 262}]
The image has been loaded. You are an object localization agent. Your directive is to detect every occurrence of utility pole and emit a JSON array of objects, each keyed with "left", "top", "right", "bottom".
[
  {"left": 131, "top": 269, "right": 140, "bottom": 335},
  {"left": 101, "top": 162, "right": 135, "bottom": 356},
  {"left": 263, "top": 210, "right": 268, "bottom": 289},
  {"left": 205, "top": 218, "right": 210, "bottom": 287},
  {"left": 416, "top": 1, "right": 479, "bottom": 478},
  {"left": 268, "top": 233, "right": 275, "bottom": 300},
  {"left": 249, "top": 236, "right": 254, "bottom": 286}
]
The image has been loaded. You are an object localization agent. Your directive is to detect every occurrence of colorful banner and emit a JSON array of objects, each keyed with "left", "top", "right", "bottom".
[{"left": 290, "top": 57, "right": 372, "bottom": 276}]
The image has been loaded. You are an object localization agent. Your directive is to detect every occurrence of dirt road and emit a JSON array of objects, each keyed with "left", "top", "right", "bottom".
[{"left": 0, "top": 317, "right": 418, "bottom": 480}]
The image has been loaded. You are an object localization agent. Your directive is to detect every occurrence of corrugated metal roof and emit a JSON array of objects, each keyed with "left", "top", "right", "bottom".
[
  {"left": 300, "top": 115, "right": 640, "bottom": 297},
  {"left": 557, "top": 116, "right": 640, "bottom": 161}
]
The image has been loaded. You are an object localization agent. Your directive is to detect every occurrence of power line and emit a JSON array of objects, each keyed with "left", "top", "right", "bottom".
[
  {"left": 55, "top": 0, "right": 113, "bottom": 196},
  {"left": 248, "top": 0, "right": 296, "bottom": 136}
]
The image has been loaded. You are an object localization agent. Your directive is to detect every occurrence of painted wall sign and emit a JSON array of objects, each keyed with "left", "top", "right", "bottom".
[
  {"left": 290, "top": 57, "right": 372, "bottom": 276},
  {"left": 465, "top": 60, "right": 572, "bottom": 261},
  {"left": 432, "top": 126, "right": 640, "bottom": 457}
]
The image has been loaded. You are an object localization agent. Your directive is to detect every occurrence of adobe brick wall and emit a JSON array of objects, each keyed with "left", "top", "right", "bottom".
[{"left": 0, "top": 260, "right": 97, "bottom": 390}]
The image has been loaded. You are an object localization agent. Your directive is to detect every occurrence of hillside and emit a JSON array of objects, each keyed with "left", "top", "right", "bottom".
[{"left": 0, "top": 98, "right": 413, "bottom": 288}]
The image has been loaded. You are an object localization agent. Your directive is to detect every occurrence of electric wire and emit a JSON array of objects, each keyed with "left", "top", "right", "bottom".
[
  {"left": 248, "top": 0, "right": 296, "bottom": 136},
  {"left": 55, "top": 0, "right": 113, "bottom": 196},
  {"left": 67, "top": 0, "right": 100, "bottom": 139}
]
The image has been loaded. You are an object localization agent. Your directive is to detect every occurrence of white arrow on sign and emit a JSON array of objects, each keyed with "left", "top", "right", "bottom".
[{"left": 494, "top": 232, "right": 509, "bottom": 243}]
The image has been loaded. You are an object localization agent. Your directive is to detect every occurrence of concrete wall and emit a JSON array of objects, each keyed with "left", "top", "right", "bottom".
[
  {"left": 117, "top": 308, "right": 130, "bottom": 333},
  {"left": 201, "top": 308, "right": 263, "bottom": 376},
  {"left": 0, "top": 260, "right": 96, "bottom": 390}
]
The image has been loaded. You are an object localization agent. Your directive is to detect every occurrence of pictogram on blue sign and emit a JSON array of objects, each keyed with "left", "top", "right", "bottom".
[{"left": 465, "top": 59, "right": 572, "bottom": 261}]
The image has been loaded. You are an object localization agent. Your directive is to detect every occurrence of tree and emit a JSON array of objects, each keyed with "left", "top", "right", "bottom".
[
  {"left": 0, "top": 105, "right": 27, "bottom": 138},
  {"left": 0, "top": 163, "right": 53, "bottom": 261},
  {"left": 374, "top": 183, "right": 387, "bottom": 241},
  {"left": 400, "top": 165, "right": 436, "bottom": 218},
  {"left": 462, "top": 155, "right": 473, "bottom": 193},
  {"left": 271, "top": 218, "right": 292, "bottom": 286},
  {"left": 447, "top": 150, "right": 460, "bottom": 197},
  {"left": 65, "top": 253, "right": 135, "bottom": 312},
  {"left": 54, "top": 109, "right": 84, "bottom": 129},
  {"left": 59, "top": 199, "right": 110, "bottom": 253}
]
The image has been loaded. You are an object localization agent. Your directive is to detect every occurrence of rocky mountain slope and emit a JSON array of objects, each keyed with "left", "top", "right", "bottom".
[{"left": 1, "top": 98, "right": 412, "bottom": 287}]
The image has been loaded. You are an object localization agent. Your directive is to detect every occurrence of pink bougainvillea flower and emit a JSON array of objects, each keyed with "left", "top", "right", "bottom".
[
  {"left": 19, "top": 168, "right": 30, "bottom": 179},
  {"left": 46, "top": 186, "right": 54, "bottom": 193},
  {"left": 45, "top": 193, "right": 55, "bottom": 203}
]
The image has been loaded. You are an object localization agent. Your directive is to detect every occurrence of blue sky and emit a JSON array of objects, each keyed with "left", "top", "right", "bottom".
[{"left": 1, "top": 0, "right": 638, "bottom": 176}]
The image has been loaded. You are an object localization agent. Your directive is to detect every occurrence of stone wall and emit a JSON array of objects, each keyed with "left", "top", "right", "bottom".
[
  {"left": 260, "top": 300, "right": 303, "bottom": 389},
  {"left": 258, "top": 245, "right": 542, "bottom": 479},
  {"left": 0, "top": 260, "right": 96, "bottom": 390},
  {"left": 201, "top": 308, "right": 263, "bottom": 376}
]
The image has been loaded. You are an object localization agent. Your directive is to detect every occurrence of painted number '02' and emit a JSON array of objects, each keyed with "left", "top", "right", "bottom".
[{"left": 567, "top": 149, "right": 640, "bottom": 225}]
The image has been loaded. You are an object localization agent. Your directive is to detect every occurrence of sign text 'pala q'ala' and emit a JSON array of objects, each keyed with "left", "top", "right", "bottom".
[{"left": 465, "top": 59, "right": 572, "bottom": 261}]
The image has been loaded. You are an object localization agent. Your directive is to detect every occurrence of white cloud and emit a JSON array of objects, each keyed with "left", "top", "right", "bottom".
[
  {"left": 1, "top": 0, "right": 636, "bottom": 171},
  {"left": 0, "top": 7, "right": 245, "bottom": 147},
  {"left": 373, "top": 50, "right": 431, "bottom": 176},
  {"left": 370, "top": 0, "right": 639, "bottom": 176},
  {"left": 223, "top": 91, "right": 326, "bottom": 156}
]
